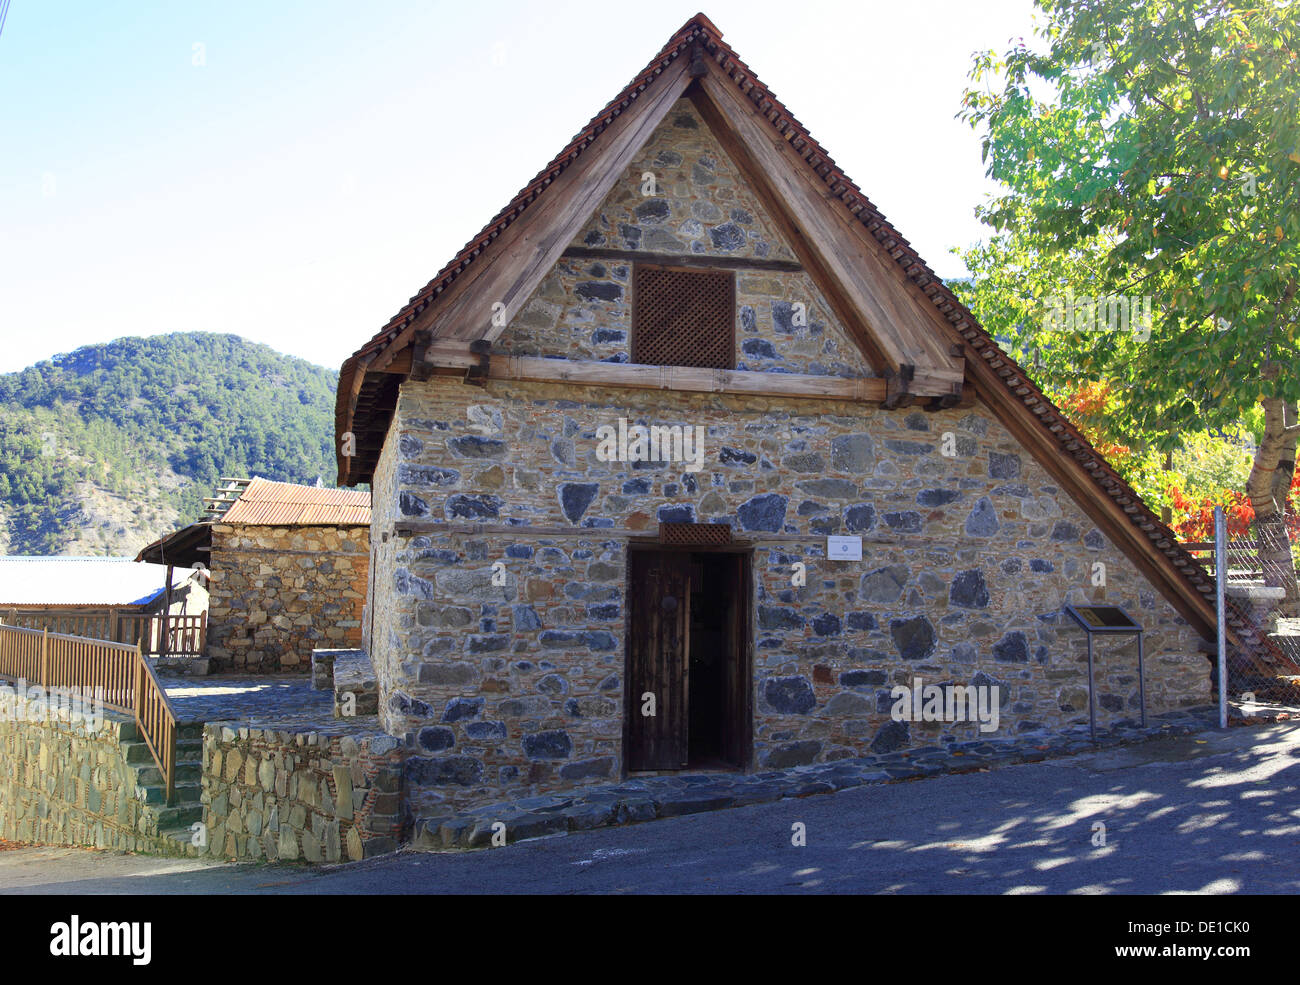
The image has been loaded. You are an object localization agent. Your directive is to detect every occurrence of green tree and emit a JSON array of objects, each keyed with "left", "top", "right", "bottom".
[{"left": 958, "top": 0, "right": 1300, "bottom": 608}]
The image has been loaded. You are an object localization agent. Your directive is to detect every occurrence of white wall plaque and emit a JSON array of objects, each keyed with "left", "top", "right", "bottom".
[{"left": 827, "top": 535, "right": 862, "bottom": 561}]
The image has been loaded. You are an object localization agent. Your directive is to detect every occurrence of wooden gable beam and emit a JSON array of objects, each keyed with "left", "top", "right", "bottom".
[{"left": 690, "top": 67, "right": 963, "bottom": 398}]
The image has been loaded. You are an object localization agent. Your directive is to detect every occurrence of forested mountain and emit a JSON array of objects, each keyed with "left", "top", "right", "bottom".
[{"left": 0, "top": 333, "right": 341, "bottom": 555}]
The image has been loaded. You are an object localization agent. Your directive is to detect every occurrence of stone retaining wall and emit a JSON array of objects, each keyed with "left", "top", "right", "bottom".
[
  {"left": 198, "top": 724, "right": 404, "bottom": 862},
  {"left": 206, "top": 523, "right": 369, "bottom": 672},
  {"left": 0, "top": 699, "right": 183, "bottom": 855}
]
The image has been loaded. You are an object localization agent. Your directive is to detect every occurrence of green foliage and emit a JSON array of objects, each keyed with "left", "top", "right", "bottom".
[
  {"left": 0, "top": 333, "right": 340, "bottom": 554},
  {"left": 957, "top": 0, "right": 1300, "bottom": 447}
]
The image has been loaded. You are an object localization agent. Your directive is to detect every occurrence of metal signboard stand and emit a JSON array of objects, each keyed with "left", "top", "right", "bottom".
[{"left": 1063, "top": 604, "right": 1146, "bottom": 743}]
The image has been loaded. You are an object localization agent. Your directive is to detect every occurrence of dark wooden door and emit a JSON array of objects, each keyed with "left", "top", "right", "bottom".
[
  {"left": 721, "top": 553, "right": 752, "bottom": 768},
  {"left": 627, "top": 551, "right": 692, "bottom": 770}
]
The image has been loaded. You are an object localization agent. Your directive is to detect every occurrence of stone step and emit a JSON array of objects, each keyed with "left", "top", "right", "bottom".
[
  {"left": 152, "top": 803, "right": 203, "bottom": 828},
  {"left": 138, "top": 780, "right": 203, "bottom": 806},
  {"left": 122, "top": 737, "right": 202, "bottom": 764},
  {"left": 134, "top": 761, "right": 202, "bottom": 787}
]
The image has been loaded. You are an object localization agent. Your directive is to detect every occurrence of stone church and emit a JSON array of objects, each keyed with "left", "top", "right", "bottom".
[{"left": 334, "top": 13, "right": 1221, "bottom": 817}]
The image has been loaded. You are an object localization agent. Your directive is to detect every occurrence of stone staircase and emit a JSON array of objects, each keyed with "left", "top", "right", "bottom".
[{"left": 120, "top": 720, "right": 207, "bottom": 854}]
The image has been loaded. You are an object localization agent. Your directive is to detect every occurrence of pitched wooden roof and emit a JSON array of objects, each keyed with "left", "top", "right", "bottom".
[{"left": 333, "top": 12, "right": 1253, "bottom": 651}]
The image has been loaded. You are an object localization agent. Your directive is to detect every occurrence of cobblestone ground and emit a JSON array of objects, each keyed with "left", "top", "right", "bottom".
[{"left": 163, "top": 676, "right": 372, "bottom": 737}]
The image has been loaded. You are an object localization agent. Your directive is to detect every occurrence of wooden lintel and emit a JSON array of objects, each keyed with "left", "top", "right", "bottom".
[{"left": 561, "top": 246, "right": 802, "bottom": 274}]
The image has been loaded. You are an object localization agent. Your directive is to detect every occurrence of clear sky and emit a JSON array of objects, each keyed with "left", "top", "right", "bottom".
[{"left": 0, "top": 0, "right": 1039, "bottom": 375}]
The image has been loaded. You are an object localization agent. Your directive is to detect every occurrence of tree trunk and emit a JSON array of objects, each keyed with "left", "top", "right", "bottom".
[{"left": 1245, "top": 386, "right": 1300, "bottom": 618}]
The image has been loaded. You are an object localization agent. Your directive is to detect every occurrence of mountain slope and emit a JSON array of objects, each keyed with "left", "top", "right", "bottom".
[{"left": 0, "top": 333, "right": 342, "bottom": 555}]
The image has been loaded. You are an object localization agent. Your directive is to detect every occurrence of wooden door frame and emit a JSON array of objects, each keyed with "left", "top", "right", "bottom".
[{"left": 622, "top": 540, "right": 754, "bottom": 776}]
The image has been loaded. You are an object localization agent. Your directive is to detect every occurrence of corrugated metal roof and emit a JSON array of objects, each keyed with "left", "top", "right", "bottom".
[
  {"left": 219, "top": 477, "right": 371, "bottom": 527},
  {"left": 0, "top": 557, "right": 190, "bottom": 607}
]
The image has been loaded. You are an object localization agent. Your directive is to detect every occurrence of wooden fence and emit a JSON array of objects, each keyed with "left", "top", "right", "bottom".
[
  {"left": 1, "top": 609, "right": 206, "bottom": 658},
  {"left": 0, "top": 624, "right": 179, "bottom": 803}
]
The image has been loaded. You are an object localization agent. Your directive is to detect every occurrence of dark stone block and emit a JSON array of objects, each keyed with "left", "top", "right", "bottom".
[
  {"left": 709, "top": 221, "right": 746, "bottom": 251},
  {"left": 405, "top": 756, "right": 483, "bottom": 787},
  {"left": 771, "top": 300, "right": 799, "bottom": 333},
  {"left": 845, "top": 611, "right": 878, "bottom": 631},
  {"left": 993, "top": 631, "right": 1029, "bottom": 663},
  {"left": 738, "top": 493, "right": 788, "bottom": 532},
  {"left": 622, "top": 478, "right": 651, "bottom": 494},
  {"left": 861, "top": 564, "right": 909, "bottom": 604},
  {"left": 917, "top": 488, "right": 961, "bottom": 507},
  {"left": 506, "top": 544, "right": 533, "bottom": 559},
  {"left": 634, "top": 199, "right": 671, "bottom": 223},
  {"left": 522, "top": 730, "right": 572, "bottom": 760},
  {"left": 765, "top": 741, "right": 821, "bottom": 768},
  {"left": 592, "top": 328, "right": 626, "bottom": 344},
  {"left": 466, "top": 635, "right": 509, "bottom": 653},
  {"left": 871, "top": 720, "right": 909, "bottom": 754},
  {"left": 657, "top": 504, "right": 696, "bottom": 523},
  {"left": 758, "top": 605, "right": 803, "bottom": 631},
  {"left": 840, "top": 669, "right": 887, "bottom": 686},
  {"left": 739, "top": 305, "right": 756, "bottom": 332},
  {"left": 989, "top": 452, "right": 1021, "bottom": 479},
  {"left": 398, "top": 433, "right": 423, "bottom": 458},
  {"left": 1029, "top": 559, "right": 1053, "bottom": 573},
  {"left": 587, "top": 603, "right": 620, "bottom": 620},
  {"left": 447, "top": 436, "right": 506, "bottom": 459},
  {"left": 445, "top": 494, "right": 503, "bottom": 519},
  {"left": 1099, "top": 694, "right": 1124, "bottom": 712},
  {"left": 465, "top": 721, "right": 507, "bottom": 741},
  {"left": 399, "top": 492, "right": 429, "bottom": 517},
  {"left": 559, "top": 757, "right": 614, "bottom": 781},
  {"left": 442, "top": 697, "right": 485, "bottom": 722},
  {"left": 719, "top": 446, "right": 757, "bottom": 466},
  {"left": 883, "top": 511, "right": 922, "bottom": 533},
  {"left": 1084, "top": 528, "right": 1106, "bottom": 550},
  {"left": 1050, "top": 521, "right": 1080, "bottom": 543},
  {"left": 416, "top": 727, "right": 455, "bottom": 752},
  {"left": 890, "top": 616, "right": 936, "bottom": 661},
  {"left": 558, "top": 482, "right": 600, "bottom": 524},
  {"left": 844, "top": 503, "right": 877, "bottom": 533},
  {"left": 742, "top": 337, "right": 777, "bottom": 358},
  {"left": 400, "top": 465, "right": 463, "bottom": 485},
  {"left": 388, "top": 690, "right": 434, "bottom": 718},
  {"left": 949, "top": 570, "right": 990, "bottom": 608},
  {"left": 1001, "top": 558, "right": 1023, "bottom": 574},
  {"left": 812, "top": 613, "right": 842, "bottom": 636},
  {"left": 764, "top": 675, "right": 817, "bottom": 714}
]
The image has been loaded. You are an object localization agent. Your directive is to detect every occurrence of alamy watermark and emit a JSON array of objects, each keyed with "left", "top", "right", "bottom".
[
  {"left": 0, "top": 679, "right": 105, "bottom": 728},
  {"left": 1042, "top": 290, "right": 1154, "bottom": 342},
  {"left": 890, "top": 676, "right": 1001, "bottom": 733},
  {"left": 595, "top": 418, "right": 705, "bottom": 473}
]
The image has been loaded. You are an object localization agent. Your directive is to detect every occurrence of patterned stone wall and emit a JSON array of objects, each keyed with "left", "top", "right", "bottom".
[
  {"left": 0, "top": 703, "right": 185, "bottom": 854},
  {"left": 199, "top": 724, "right": 404, "bottom": 862},
  {"left": 206, "top": 523, "right": 369, "bottom": 673},
  {"left": 370, "top": 377, "right": 1209, "bottom": 817}
]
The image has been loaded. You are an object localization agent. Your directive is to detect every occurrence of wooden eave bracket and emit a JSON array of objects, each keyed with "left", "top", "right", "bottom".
[
  {"left": 882, "top": 364, "right": 915, "bottom": 409},
  {"left": 465, "top": 340, "right": 492, "bottom": 387}
]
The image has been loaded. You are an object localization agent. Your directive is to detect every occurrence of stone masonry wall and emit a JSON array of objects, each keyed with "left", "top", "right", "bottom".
[
  {"left": 206, "top": 524, "right": 369, "bottom": 672},
  {"left": 372, "top": 377, "right": 1209, "bottom": 819},
  {"left": 0, "top": 702, "right": 183, "bottom": 854},
  {"left": 499, "top": 98, "right": 873, "bottom": 380},
  {"left": 199, "top": 724, "right": 404, "bottom": 862}
]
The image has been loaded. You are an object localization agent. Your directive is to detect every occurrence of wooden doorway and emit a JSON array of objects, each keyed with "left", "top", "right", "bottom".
[{"left": 625, "top": 547, "right": 751, "bottom": 772}]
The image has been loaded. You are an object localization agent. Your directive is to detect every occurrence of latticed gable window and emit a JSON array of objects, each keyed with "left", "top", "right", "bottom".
[{"left": 631, "top": 265, "right": 735, "bottom": 369}]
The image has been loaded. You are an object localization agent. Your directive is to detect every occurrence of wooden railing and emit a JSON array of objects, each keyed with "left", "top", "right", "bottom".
[
  {"left": 1, "top": 609, "right": 206, "bottom": 658},
  {"left": 0, "top": 624, "right": 179, "bottom": 803}
]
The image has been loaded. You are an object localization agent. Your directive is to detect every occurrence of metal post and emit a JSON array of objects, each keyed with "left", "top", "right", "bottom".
[
  {"left": 1215, "top": 505, "right": 1228, "bottom": 729},
  {"left": 1137, "top": 633, "right": 1146, "bottom": 728},
  {"left": 1087, "top": 634, "right": 1096, "bottom": 743}
]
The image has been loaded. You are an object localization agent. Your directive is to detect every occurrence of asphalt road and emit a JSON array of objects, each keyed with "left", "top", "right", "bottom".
[{"left": 2, "top": 721, "right": 1298, "bottom": 894}]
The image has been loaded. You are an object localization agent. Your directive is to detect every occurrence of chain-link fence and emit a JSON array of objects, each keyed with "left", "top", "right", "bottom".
[{"left": 1190, "top": 509, "right": 1300, "bottom": 721}]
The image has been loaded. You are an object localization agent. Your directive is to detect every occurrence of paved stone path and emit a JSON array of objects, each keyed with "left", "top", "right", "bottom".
[
  {"left": 416, "top": 707, "right": 1217, "bottom": 848},
  {"left": 162, "top": 675, "right": 372, "bottom": 736}
]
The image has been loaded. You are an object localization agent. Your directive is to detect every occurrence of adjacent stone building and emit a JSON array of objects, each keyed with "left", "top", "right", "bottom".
[
  {"left": 141, "top": 478, "right": 371, "bottom": 672},
  {"left": 333, "top": 15, "right": 1228, "bottom": 820}
]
